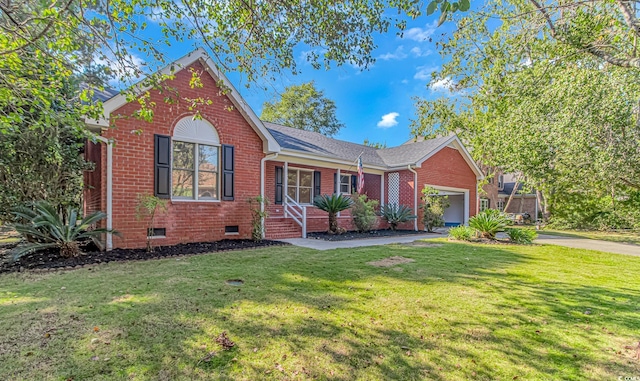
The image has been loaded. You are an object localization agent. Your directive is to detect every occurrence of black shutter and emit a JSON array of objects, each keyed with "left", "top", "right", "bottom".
[
  {"left": 154, "top": 134, "right": 171, "bottom": 199},
  {"left": 275, "top": 166, "right": 283, "bottom": 204},
  {"left": 222, "top": 144, "right": 234, "bottom": 201},
  {"left": 334, "top": 173, "right": 338, "bottom": 194},
  {"left": 351, "top": 175, "right": 357, "bottom": 194},
  {"left": 313, "top": 171, "right": 321, "bottom": 199}
]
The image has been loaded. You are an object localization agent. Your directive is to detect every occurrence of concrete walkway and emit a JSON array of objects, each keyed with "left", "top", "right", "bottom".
[
  {"left": 280, "top": 233, "right": 442, "bottom": 251},
  {"left": 535, "top": 234, "right": 640, "bottom": 256}
]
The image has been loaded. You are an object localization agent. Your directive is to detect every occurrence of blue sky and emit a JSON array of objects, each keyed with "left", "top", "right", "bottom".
[{"left": 122, "top": 11, "right": 457, "bottom": 148}]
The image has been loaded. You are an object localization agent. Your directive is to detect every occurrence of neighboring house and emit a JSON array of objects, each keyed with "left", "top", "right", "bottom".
[
  {"left": 84, "top": 49, "right": 483, "bottom": 250},
  {"left": 481, "top": 172, "right": 539, "bottom": 218}
]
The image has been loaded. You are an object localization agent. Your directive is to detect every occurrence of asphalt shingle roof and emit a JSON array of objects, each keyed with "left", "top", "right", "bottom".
[{"left": 265, "top": 122, "right": 454, "bottom": 169}]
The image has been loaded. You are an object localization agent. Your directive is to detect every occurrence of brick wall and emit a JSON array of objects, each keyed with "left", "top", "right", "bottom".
[
  {"left": 415, "top": 147, "right": 478, "bottom": 230},
  {"left": 101, "top": 61, "right": 265, "bottom": 249}
]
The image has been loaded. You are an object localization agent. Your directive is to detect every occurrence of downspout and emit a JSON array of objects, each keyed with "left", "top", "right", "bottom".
[
  {"left": 94, "top": 135, "right": 113, "bottom": 251},
  {"left": 407, "top": 165, "right": 419, "bottom": 231},
  {"left": 260, "top": 153, "right": 278, "bottom": 238}
]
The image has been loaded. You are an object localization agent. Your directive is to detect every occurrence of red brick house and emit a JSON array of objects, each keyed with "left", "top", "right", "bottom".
[{"left": 84, "top": 49, "right": 483, "bottom": 250}]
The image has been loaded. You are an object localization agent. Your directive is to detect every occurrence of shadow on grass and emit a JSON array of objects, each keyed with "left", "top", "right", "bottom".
[{"left": 0, "top": 241, "right": 639, "bottom": 379}]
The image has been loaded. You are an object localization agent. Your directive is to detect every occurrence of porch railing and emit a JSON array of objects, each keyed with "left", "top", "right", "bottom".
[{"left": 284, "top": 194, "right": 307, "bottom": 238}]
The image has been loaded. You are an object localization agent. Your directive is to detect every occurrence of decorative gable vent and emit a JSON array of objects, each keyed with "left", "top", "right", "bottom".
[
  {"left": 173, "top": 117, "right": 219, "bottom": 145},
  {"left": 388, "top": 172, "right": 400, "bottom": 206}
]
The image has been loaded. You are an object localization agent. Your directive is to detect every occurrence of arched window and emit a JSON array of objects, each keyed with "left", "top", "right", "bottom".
[{"left": 171, "top": 117, "right": 220, "bottom": 200}]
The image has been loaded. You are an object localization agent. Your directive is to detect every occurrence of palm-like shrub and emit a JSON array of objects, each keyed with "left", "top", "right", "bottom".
[
  {"left": 379, "top": 204, "right": 416, "bottom": 231},
  {"left": 448, "top": 225, "right": 475, "bottom": 241},
  {"left": 505, "top": 228, "right": 538, "bottom": 244},
  {"left": 313, "top": 194, "right": 353, "bottom": 234},
  {"left": 469, "top": 209, "right": 509, "bottom": 239},
  {"left": 12, "top": 201, "right": 116, "bottom": 258}
]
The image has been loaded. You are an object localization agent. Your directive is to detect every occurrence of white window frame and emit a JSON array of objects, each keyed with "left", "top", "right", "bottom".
[
  {"left": 496, "top": 199, "right": 505, "bottom": 211},
  {"left": 480, "top": 198, "right": 490, "bottom": 212},
  {"left": 339, "top": 174, "right": 351, "bottom": 195},
  {"left": 287, "top": 168, "right": 314, "bottom": 205},
  {"left": 171, "top": 140, "right": 221, "bottom": 202},
  {"left": 498, "top": 175, "right": 504, "bottom": 190}
]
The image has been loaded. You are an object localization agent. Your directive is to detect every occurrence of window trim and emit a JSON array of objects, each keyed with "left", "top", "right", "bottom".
[
  {"left": 287, "top": 167, "right": 314, "bottom": 205},
  {"left": 496, "top": 199, "right": 505, "bottom": 211},
  {"left": 171, "top": 140, "right": 221, "bottom": 202},
  {"left": 480, "top": 198, "right": 490, "bottom": 212},
  {"left": 339, "top": 174, "right": 351, "bottom": 195},
  {"left": 498, "top": 175, "right": 504, "bottom": 190}
]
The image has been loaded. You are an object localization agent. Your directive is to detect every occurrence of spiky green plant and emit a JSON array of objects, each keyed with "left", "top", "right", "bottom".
[
  {"left": 379, "top": 204, "right": 416, "bottom": 231},
  {"left": 313, "top": 194, "right": 353, "bottom": 234},
  {"left": 448, "top": 225, "right": 475, "bottom": 241},
  {"left": 505, "top": 228, "right": 538, "bottom": 244},
  {"left": 469, "top": 209, "right": 509, "bottom": 239},
  {"left": 12, "top": 201, "right": 117, "bottom": 258}
]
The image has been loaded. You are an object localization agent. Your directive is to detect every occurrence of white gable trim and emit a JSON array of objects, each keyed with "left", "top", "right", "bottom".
[
  {"left": 85, "top": 49, "right": 281, "bottom": 153},
  {"left": 414, "top": 135, "right": 484, "bottom": 180}
]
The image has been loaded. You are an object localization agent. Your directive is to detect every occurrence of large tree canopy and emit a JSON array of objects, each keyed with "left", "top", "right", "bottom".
[
  {"left": 261, "top": 81, "right": 345, "bottom": 136},
  {"left": 411, "top": 0, "right": 640, "bottom": 228}
]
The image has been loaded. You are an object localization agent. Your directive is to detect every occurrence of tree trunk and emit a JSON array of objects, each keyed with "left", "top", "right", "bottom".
[
  {"left": 329, "top": 212, "right": 337, "bottom": 233},
  {"left": 503, "top": 173, "right": 522, "bottom": 213}
]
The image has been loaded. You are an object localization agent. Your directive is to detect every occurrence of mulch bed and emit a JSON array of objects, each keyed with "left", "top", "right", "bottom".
[
  {"left": 307, "top": 229, "right": 434, "bottom": 242},
  {"left": 0, "top": 239, "right": 289, "bottom": 274}
]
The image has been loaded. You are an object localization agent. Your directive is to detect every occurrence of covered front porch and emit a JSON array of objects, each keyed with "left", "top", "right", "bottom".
[{"left": 263, "top": 155, "right": 390, "bottom": 239}]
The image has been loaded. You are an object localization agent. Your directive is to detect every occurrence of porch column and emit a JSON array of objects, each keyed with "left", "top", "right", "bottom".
[{"left": 284, "top": 162, "right": 288, "bottom": 204}]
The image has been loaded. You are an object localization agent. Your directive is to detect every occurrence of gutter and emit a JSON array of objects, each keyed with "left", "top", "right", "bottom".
[
  {"left": 260, "top": 153, "right": 278, "bottom": 238},
  {"left": 407, "top": 165, "right": 419, "bottom": 231},
  {"left": 93, "top": 135, "right": 113, "bottom": 251}
]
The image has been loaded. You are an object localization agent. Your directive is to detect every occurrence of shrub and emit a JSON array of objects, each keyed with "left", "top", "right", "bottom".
[
  {"left": 379, "top": 204, "right": 416, "bottom": 231},
  {"left": 351, "top": 194, "right": 379, "bottom": 232},
  {"left": 469, "top": 209, "right": 509, "bottom": 239},
  {"left": 135, "top": 194, "right": 168, "bottom": 252},
  {"left": 448, "top": 225, "right": 475, "bottom": 241},
  {"left": 11, "top": 200, "right": 117, "bottom": 259},
  {"left": 313, "top": 194, "right": 353, "bottom": 234},
  {"left": 248, "top": 196, "right": 269, "bottom": 241},
  {"left": 505, "top": 228, "right": 538, "bottom": 244},
  {"left": 421, "top": 186, "right": 450, "bottom": 232}
]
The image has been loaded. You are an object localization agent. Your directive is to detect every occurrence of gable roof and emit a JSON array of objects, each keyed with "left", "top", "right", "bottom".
[
  {"left": 84, "top": 49, "right": 281, "bottom": 153},
  {"left": 86, "top": 48, "right": 481, "bottom": 178}
]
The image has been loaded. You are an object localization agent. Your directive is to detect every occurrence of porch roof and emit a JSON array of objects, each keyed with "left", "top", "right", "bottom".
[{"left": 266, "top": 122, "right": 457, "bottom": 169}]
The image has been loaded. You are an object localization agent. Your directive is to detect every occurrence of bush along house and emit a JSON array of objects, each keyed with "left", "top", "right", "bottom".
[{"left": 84, "top": 49, "right": 484, "bottom": 250}]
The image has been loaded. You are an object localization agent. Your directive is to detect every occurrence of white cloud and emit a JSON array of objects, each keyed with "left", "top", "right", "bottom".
[
  {"left": 403, "top": 21, "right": 438, "bottom": 42},
  {"left": 430, "top": 77, "right": 460, "bottom": 96},
  {"left": 377, "top": 112, "right": 400, "bottom": 128},
  {"left": 410, "top": 46, "right": 432, "bottom": 57},
  {"left": 401, "top": 79, "right": 409, "bottom": 84},
  {"left": 413, "top": 65, "right": 438, "bottom": 81},
  {"left": 379, "top": 46, "right": 408, "bottom": 61}
]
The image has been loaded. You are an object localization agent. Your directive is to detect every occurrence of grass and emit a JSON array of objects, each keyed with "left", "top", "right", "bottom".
[
  {"left": 1, "top": 241, "right": 639, "bottom": 380},
  {"left": 540, "top": 228, "right": 640, "bottom": 246}
]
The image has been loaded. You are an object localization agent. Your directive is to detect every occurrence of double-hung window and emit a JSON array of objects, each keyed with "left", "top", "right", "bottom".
[
  {"left": 172, "top": 142, "right": 219, "bottom": 200},
  {"left": 339, "top": 175, "right": 351, "bottom": 194},
  {"left": 496, "top": 199, "right": 505, "bottom": 211},
  {"left": 480, "top": 198, "right": 490, "bottom": 212},
  {"left": 287, "top": 169, "right": 313, "bottom": 204}
]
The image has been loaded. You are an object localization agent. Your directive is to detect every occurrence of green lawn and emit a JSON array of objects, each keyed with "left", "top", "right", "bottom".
[
  {"left": 540, "top": 229, "right": 640, "bottom": 246},
  {"left": 1, "top": 241, "right": 639, "bottom": 380}
]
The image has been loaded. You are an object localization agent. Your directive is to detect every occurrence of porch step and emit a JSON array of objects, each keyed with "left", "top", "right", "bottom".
[{"left": 265, "top": 218, "right": 302, "bottom": 239}]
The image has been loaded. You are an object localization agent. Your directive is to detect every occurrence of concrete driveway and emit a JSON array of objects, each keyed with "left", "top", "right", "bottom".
[{"left": 535, "top": 234, "right": 640, "bottom": 256}]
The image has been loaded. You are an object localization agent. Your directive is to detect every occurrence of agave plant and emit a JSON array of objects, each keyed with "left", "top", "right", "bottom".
[
  {"left": 12, "top": 201, "right": 116, "bottom": 259},
  {"left": 469, "top": 209, "right": 509, "bottom": 239},
  {"left": 313, "top": 194, "right": 353, "bottom": 234},
  {"left": 379, "top": 204, "right": 416, "bottom": 231}
]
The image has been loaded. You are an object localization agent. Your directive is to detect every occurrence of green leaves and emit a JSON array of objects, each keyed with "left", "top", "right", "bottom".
[{"left": 261, "top": 81, "right": 345, "bottom": 137}]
